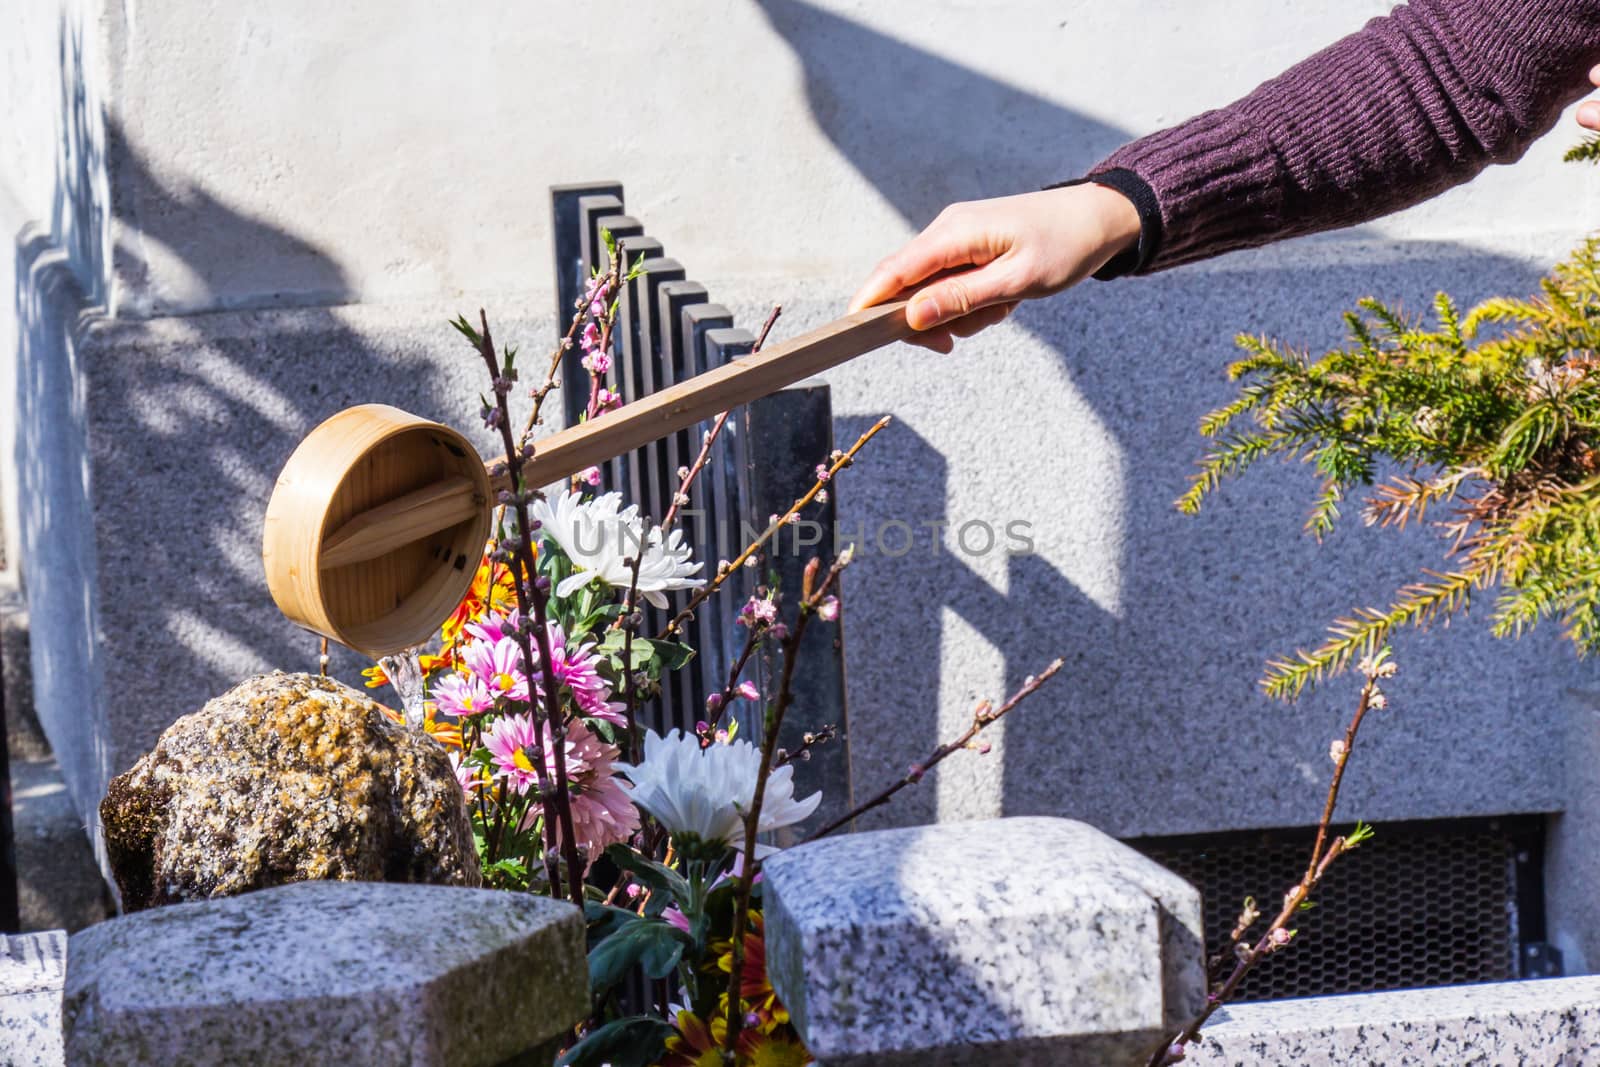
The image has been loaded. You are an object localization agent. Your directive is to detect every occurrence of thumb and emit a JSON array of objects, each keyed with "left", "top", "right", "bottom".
[{"left": 906, "top": 262, "right": 1019, "bottom": 331}]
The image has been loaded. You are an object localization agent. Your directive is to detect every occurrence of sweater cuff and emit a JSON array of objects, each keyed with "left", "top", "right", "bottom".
[
  {"left": 1092, "top": 107, "right": 1284, "bottom": 272},
  {"left": 1046, "top": 168, "right": 1162, "bottom": 280}
]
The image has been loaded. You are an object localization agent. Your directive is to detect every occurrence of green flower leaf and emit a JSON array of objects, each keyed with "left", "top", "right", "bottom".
[{"left": 587, "top": 914, "right": 690, "bottom": 998}]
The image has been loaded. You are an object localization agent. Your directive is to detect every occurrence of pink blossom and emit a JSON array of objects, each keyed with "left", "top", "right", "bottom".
[
  {"left": 513, "top": 718, "right": 640, "bottom": 857},
  {"left": 734, "top": 680, "right": 760, "bottom": 702},
  {"left": 449, "top": 752, "right": 482, "bottom": 796},
  {"left": 581, "top": 346, "right": 612, "bottom": 375},
  {"left": 584, "top": 276, "right": 610, "bottom": 321},
  {"left": 596, "top": 388, "right": 621, "bottom": 411},
  {"left": 485, "top": 713, "right": 544, "bottom": 795},
  {"left": 544, "top": 623, "right": 628, "bottom": 727},
  {"left": 433, "top": 672, "right": 495, "bottom": 718},
  {"left": 737, "top": 595, "right": 778, "bottom": 628},
  {"left": 704, "top": 693, "right": 724, "bottom": 714},
  {"left": 579, "top": 321, "right": 603, "bottom": 355},
  {"left": 464, "top": 635, "right": 531, "bottom": 702},
  {"left": 815, "top": 464, "right": 831, "bottom": 483},
  {"left": 465, "top": 610, "right": 522, "bottom": 647},
  {"left": 460, "top": 620, "right": 625, "bottom": 727},
  {"left": 816, "top": 595, "right": 839, "bottom": 622},
  {"left": 580, "top": 465, "right": 603, "bottom": 487},
  {"left": 661, "top": 906, "right": 691, "bottom": 934}
]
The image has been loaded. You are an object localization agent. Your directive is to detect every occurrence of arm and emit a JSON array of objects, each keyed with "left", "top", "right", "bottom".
[
  {"left": 1098, "top": 0, "right": 1600, "bottom": 274},
  {"left": 853, "top": 0, "right": 1600, "bottom": 340}
]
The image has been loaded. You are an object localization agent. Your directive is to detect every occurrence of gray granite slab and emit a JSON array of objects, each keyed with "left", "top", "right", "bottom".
[
  {"left": 63, "top": 880, "right": 587, "bottom": 1067},
  {"left": 0, "top": 930, "right": 65, "bottom": 1067},
  {"left": 762, "top": 816, "right": 1204, "bottom": 1066},
  {"left": 1185, "top": 976, "right": 1600, "bottom": 1066}
]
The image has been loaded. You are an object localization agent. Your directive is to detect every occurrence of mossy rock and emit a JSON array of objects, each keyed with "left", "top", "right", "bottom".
[{"left": 102, "top": 671, "right": 479, "bottom": 911}]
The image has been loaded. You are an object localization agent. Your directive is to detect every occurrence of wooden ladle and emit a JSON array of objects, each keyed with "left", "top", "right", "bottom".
[{"left": 262, "top": 300, "right": 912, "bottom": 655}]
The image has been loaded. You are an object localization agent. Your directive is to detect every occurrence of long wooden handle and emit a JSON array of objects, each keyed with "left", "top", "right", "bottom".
[
  {"left": 318, "top": 300, "right": 912, "bottom": 569},
  {"left": 517, "top": 299, "right": 910, "bottom": 488}
]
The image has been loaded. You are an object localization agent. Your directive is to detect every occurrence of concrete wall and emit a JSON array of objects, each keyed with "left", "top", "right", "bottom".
[{"left": 3, "top": 1, "right": 1599, "bottom": 928}]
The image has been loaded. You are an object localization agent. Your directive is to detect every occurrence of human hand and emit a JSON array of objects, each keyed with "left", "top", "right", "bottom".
[
  {"left": 1577, "top": 64, "right": 1600, "bottom": 130},
  {"left": 848, "top": 183, "right": 1141, "bottom": 352}
]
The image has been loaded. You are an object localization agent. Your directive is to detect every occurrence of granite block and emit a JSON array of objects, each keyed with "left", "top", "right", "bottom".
[
  {"left": 1184, "top": 976, "right": 1600, "bottom": 1066},
  {"left": 762, "top": 816, "right": 1204, "bottom": 1067},
  {"left": 0, "top": 930, "right": 66, "bottom": 1067},
  {"left": 62, "top": 881, "right": 587, "bottom": 1067}
]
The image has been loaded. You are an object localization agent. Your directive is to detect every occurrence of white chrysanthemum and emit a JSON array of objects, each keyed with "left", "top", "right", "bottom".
[
  {"left": 619, "top": 729, "right": 821, "bottom": 857},
  {"left": 531, "top": 489, "right": 705, "bottom": 609}
]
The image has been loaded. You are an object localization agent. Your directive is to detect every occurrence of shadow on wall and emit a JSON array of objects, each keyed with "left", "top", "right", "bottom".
[
  {"left": 759, "top": 0, "right": 1566, "bottom": 836},
  {"left": 16, "top": 15, "right": 485, "bottom": 834}
]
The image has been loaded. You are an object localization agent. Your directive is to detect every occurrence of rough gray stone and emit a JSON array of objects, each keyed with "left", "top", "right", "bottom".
[
  {"left": 762, "top": 816, "right": 1204, "bottom": 1067},
  {"left": 0, "top": 930, "right": 66, "bottom": 1067},
  {"left": 101, "top": 671, "right": 480, "bottom": 911},
  {"left": 63, "top": 880, "right": 587, "bottom": 1067},
  {"left": 1183, "top": 976, "right": 1600, "bottom": 1066}
]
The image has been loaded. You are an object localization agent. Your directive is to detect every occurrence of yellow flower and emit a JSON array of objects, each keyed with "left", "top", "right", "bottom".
[
  {"left": 717, "top": 912, "right": 789, "bottom": 1030},
  {"left": 746, "top": 1033, "right": 809, "bottom": 1067}
]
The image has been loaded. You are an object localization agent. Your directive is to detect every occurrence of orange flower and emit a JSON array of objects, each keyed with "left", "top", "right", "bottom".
[
  {"left": 362, "top": 654, "right": 449, "bottom": 690},
  {"left": 439, "top": 547, "right": 521, "bottom": 660}
]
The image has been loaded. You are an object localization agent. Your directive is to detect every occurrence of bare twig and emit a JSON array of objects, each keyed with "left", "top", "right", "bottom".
[
  {"left": 468, "top": 309, "right": 586, "bottom": 908},
  {"left": 1147, "top": 652, "right": 1393, "bottom": 1067},
  {"left": 723, "top": 556, "right": 850, "bottom": 1055},
  {"left": 661, "top": 416, "right": 892, "bottom": 641},
  {"left": 658, "top": 305, "right": 781, "bottom": 539},
  {"left": 805, "top": 658, "right": 1065, "bottom": 841},
  {"left": 611, "top": 307, "right": 781, "bottom": 765}
]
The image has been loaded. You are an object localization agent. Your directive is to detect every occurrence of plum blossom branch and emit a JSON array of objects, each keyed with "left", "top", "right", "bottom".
[
  {"left": 462, "top": 308, "right": 587, "bottom": 908},
  {"left": 1147, "top": 651, "right": 1393, "bottom": 1067},
  {"left": 658, "top": 305, "right": 782, "bottom": 538},
  {"left": 660, "top": 415, "right": 892, "bottom": 641},
  {"left": 805, "top": 657, "right": 1065, "bottom": 842},
  {"left": 614, "top": 306, "right": 780, "bottom": 764},
  {"left": 723, "top": 552, "right": 852, "bottom": 1056}
]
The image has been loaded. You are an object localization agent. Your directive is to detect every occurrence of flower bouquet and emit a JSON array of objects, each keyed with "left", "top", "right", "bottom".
[{"left": 360, "top": 241, "right": 1061, "bottom": 1066}]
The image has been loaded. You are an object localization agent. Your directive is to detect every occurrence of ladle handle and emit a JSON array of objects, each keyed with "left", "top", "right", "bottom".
[
  {"left": 317, "top": 300, "right": 912, "bottom": 570},
  {"left": 516, "top": 299, "right": 911, "bottom": 488}
]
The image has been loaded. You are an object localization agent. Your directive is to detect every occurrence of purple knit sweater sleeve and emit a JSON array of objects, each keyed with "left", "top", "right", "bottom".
[{"left": 1092, "top": 0, "right": 1600, "bottom": 273}]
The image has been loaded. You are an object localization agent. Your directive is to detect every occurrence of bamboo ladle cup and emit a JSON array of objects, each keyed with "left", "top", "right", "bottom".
[{"left": 263, "top": 300, "right": 912, "bottom": 655}]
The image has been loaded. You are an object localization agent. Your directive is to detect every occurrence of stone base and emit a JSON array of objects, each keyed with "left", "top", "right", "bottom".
[
  {"left": 1185, "top": 976, "right": 1600, "bottom": 1066},
  {"left": 0, "top": 930, "right": 66, "bottom": 1067}
]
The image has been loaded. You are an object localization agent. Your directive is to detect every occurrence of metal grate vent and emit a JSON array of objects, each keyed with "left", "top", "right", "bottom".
[{"left": 1131, "top": 816, "right": 1546, "bottom": 1002}]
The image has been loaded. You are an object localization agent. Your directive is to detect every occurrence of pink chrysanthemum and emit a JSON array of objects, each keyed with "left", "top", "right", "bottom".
[
  {"left": 449, "top": 751, "right": 483, "bottom": 796},
  {"left": 464, "top": 635, "right": 531, "bottom": 702},
  {"left": 485, "top": 713, "right": 545, "bottom": 795},
  {"left": 433, "top": 672, "right": 495, "bottom": 718},
  {"left": 465, "top": 609, "right": 522, "bottom": 647},
  {"left": 458, "top": 615, "right": 626, "bottom": 726},
  {"left": 544, "top": 624, "right": 626, "bottom": 726},
  {"left": 488, "top": 716, "right": 639, "bottom": 857}
]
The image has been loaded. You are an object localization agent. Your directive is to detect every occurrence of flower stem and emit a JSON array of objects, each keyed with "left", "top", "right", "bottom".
[
  {"left": 470, "top": 309, "right": 586, "bottom": 908},
  {"left": 721, "top": 559, "right": 848, "bottom": 1057}
]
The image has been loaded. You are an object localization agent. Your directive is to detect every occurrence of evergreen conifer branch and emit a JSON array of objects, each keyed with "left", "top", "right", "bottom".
[{"left": 1186, "top": 236, "right": 1600, "bottom": 698}]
